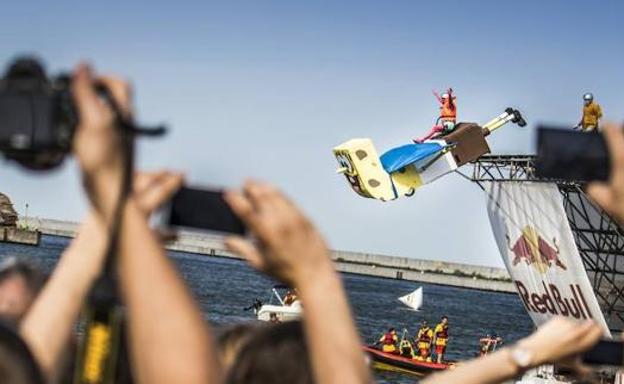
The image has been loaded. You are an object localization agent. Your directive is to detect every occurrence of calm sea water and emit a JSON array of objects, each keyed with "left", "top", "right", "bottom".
[{"left": 0, "top": 235, "right": 533, "bottom": 383}]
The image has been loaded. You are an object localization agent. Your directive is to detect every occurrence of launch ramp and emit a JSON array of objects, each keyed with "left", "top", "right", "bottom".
[{"left": 469, "top": 155, "right": 624, "bottom": 332}]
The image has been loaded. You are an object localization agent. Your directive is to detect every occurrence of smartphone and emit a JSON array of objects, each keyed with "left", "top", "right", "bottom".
[
  {"left": 581, "top": 339, "right": 624, "bottom": 366},
  {"left": 161, "top": 186, "right": 246, "bottom": 235},
  {"left": 535, "top": 127, "right": 610, "bottom": 182}
]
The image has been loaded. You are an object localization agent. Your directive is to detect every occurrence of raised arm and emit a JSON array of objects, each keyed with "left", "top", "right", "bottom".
[
  {"left": 20, "top": 214, "right": 106, "bottom": 380},
  {"left": 432, "top": 89, "right": 443, "bottom": 104},
  {"left": 70, "top": 64, "right": 220, "bottom": 384},
  {"left": 225, "top": 182, "right": 371, "bottom": 384},
  {"left": 422, "top": 318, "right": 601, "bottom": 384}
]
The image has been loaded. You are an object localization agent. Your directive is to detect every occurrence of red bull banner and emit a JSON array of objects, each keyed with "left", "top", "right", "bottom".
[{"left": 485, "top": 182, "right": 609, "bottom": 333}]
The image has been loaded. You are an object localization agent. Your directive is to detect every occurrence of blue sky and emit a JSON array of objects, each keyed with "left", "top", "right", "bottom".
[{"left": 0, "top": 0, "right": 622, "bottom": 267}]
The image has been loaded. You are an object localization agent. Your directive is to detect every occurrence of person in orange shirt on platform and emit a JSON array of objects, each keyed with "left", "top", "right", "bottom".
[{"left": 575, "top": 93, "right": 603, "bottom": 132}]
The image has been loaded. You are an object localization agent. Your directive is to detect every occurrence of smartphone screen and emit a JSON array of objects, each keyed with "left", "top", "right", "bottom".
[
  {"left": 535, "top": 127, "right": 610, "bottom": 182},
  {"left": 582, "top": 339, "right": 624, "bottom": 366},
  {"left": 165, "top": 187, "right": 246, "bottom": 235}
]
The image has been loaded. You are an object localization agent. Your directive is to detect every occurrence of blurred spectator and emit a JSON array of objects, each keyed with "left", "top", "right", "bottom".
[
  {"left": 0, "top": 321, "right": 43, "bottom": 384},
  {"left": 218, "top": 323, "right": 258, "bottom": 373},
  {"left": 226, "top": 320, "right": 313, "bottom": 384},
  {"left": 0, "top": 258, "right": 46, "bottom": 324}
]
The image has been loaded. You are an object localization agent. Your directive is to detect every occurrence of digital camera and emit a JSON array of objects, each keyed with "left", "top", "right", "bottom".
[{"left": 0, "top": 57, "right": 77, "bottom": 170}]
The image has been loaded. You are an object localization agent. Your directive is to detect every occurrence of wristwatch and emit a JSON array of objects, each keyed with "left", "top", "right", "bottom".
[{"left": 510, "top": 346, "right": 534, "bottom": 372}]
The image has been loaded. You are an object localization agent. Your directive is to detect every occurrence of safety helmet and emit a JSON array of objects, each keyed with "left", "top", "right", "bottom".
[
  {"left": 583, "top": 93, "right": 594, "bottom": 101},
  {"left": 441, "top": 93, "right": 450, "bottom": 99}
]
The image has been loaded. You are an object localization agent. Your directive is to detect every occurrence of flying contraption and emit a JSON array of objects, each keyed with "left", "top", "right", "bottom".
[{"left": 333, "top": 108, "right": 526, "bottom": 201}]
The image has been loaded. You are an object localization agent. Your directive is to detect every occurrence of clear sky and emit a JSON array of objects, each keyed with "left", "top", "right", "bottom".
[{"left": 0, "top": 0, "right": 622, "bottom": 267}]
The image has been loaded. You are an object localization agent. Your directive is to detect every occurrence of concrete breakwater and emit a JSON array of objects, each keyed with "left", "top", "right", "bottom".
[
  {"left": 30, "top": 218, "right": 514, "bottom": 293},
  {"left": 0, "top": 226, "right": 40, "bottom": 245}
]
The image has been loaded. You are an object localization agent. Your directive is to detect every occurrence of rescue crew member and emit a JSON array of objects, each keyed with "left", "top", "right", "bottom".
[
  {"left": 415, "top": 320, "right": 433, "bottom": 361},
  {"left": 576, "top": 93, "right": 603, "bottom": 132},
  {"left": 479, "top": 332, "right": 503, "bottom": 356},
  {"left": 433, "top": 316, "right": 449, "bottom": 364},
  {"left": 415, "top": 88, "right": 457, "bottom": 143},
  {"left": 399, "top": 338, "right": 415, "bottom": 358},
  {"left": 378, "top": 328, "right": 399, "bottom": 354}
]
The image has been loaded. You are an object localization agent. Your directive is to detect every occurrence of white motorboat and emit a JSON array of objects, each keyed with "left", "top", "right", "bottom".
[{"left": 249, "top": 285, "right": 303, "bottom": 322}]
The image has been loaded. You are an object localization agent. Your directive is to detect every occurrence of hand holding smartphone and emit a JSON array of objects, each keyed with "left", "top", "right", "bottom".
[
  {"left": 160, "top": 186, "right": 246, "bottom": 236},
  {"left": 581, "top": 339, "right": 624, "bottom": 366},
  {"left": 535, "top": 126, "right": 610, "bottom": 182}
]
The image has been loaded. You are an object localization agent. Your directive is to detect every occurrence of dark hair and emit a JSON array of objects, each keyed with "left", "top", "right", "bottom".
[
  {"left": 0, "top": 321, "right": 44, "bottom": 384},
  {"left": 441, "top": 316, "right": 448, "bottom": 321},
  {"left": 388, "top": 327, "right": 395, "bottom": 332},
  {"left": 226, "top": 321, "right": 313, "bottom": 384},
  {"left": 217, "top": 323, "right": 259, "bottom": 371},
  {"left": 0, "top": 257, "right": 47, "bottom": 295}
]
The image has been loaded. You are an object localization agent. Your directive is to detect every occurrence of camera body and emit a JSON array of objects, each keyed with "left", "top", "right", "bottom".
[{"left": 0, "top": 57, "right": 77, "bottom": 170}]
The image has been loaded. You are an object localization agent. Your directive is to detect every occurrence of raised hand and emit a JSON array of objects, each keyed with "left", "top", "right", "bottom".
[
  {"left": 223, "top": 181, "right": 331, "bottom": 286},
  {"left": 587, "top": 123, "right": 624, "bottom": 225},
  {"left": 71, "top": 64, "right": 133, "bottom": 220},
  {"left": 134, "top": 171, "right": 184, "bottom": 216}
]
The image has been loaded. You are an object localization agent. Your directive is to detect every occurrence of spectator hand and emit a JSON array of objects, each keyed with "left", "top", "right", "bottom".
[
  {"left": 134, "top": 171, "right": 184, "bottom": 217},
  {"left": 516, "top": 318, "right": 602, "bottom": 374},
  {"left": 72, "top": 63, "right": 133, "bottom": 220},
  {"left": 223, "top": 181, "right": 332, "bottom": 286},
  {"left": 587, "top": 123, "right": 624, "bottom": 224}
]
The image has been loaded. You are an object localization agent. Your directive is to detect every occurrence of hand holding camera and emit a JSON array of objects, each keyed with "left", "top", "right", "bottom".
[{"left": 71, "top": 64, "right": 132, "bottom": 220}]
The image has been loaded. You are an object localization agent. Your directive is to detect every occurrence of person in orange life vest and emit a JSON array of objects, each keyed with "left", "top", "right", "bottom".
[
  {"left": 415, "top": 320, "right": 434, "bottom": 361},
  {"left": 399, "top": 337, "right": 415, "bottom": 358},
  {"left": 433, "top": 316, "right": 449, "bottom": 363},
  {"left": 414, "top": 88, "right": 457, "bottom": 143},
  {"left": 378, "top": 328, "right": 399, "bottom": 354}
]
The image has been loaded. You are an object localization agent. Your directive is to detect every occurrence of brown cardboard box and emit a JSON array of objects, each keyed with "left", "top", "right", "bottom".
[{"left": 443, "top": 123, "right": 490, "bottom": 166}]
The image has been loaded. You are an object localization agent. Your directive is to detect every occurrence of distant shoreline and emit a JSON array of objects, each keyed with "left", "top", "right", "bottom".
[{"left": 27, "top": 217, "right": 515, "bottom": 294}]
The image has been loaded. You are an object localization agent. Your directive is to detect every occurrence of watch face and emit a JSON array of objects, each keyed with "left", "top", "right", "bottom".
[{"left": 512, "top": 347, "right": 533, "bottom": 368}]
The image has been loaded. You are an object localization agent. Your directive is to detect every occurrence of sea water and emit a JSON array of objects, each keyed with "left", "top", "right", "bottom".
[{"left": 0, "top": 235, "right": 533, "bottom": 383}]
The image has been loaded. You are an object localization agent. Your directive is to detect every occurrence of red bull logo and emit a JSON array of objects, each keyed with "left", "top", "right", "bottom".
[
  {"left": 515, "top": 281, "right": 593, "bottom": 320},
  {"left": 508, "top": 226, "right": 566, "bottom": 274}
]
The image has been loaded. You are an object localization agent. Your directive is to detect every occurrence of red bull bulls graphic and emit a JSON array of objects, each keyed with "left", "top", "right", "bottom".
[{"left": 507, "top": 226, "right": 566, "bottom": 274}]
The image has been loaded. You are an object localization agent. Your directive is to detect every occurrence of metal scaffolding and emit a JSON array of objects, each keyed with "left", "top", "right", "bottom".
[{"left": 467, "top": 155, "right": 624, "bottom": 331}]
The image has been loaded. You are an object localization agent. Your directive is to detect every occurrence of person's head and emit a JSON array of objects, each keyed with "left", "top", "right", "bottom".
[
  {"left": 441, "top": 316, "right": 448, "bottom": 325},
  {"left": 0, "top": 258, "right": 46, "bottom": 324},
  {"left": 583, "top": 92, "right": 594, "bottom": 106},
  {"left": 421, "top": 320, "right": 428, "bottom": 328},
  {"left": 0, "top": 322, "right": 44, "bottom": 384},
  {"left": 388, "top": 327, "right": 396, "bottom": 334},
  {"left": 226, "top": 320, "right": 313, "bottom": 384},
  {"left": 441, "top": 93, "right": 450, "bottom": 100},
  {"left": 217, "top": 323, "right": 260, "bottom": 373},
  {"left": 269, "top": 313, "right": 278, "bottom": 322}
]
